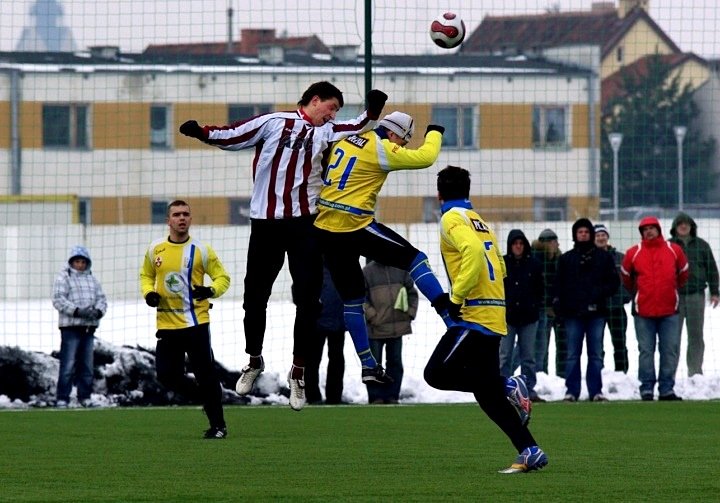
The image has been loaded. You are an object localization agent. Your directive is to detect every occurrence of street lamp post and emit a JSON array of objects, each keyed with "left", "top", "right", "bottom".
[
  {"left": 608, "top": 132, "right": 623, "bottom": 221},
  {"left": 674, "top": 125, "right": 687, "bottom": 211}
]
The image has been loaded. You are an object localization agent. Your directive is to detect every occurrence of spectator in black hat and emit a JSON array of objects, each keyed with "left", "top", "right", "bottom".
[
  {"left": 553, "top": 219, "right": 619, "bottom": 401},
  {"left": 594, "top": 224, "right": 631, "bottom": 373}
]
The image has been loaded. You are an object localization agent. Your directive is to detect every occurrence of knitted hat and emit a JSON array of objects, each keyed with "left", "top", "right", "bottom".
[
  {"left": 594, "top": 224, "right": 609, "bottom": 238},
  {"left": 538, "top": 228, "right": 558, "bottom": 241},
  {"left": 378, "top": 111, "right": 415, "bottom": 141}
]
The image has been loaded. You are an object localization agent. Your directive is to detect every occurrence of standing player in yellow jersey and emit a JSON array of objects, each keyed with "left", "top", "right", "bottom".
[
  {"left": 423, "top": 166, "right": 547, "bottom": 474},
  {"left": 140, "top": 200, "right": 231, "bottom": 439},
  {"left": 314, "top": 111, "right": 453, "bottom": 384}
]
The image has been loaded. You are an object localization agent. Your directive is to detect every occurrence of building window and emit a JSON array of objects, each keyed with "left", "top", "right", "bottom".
[
  {"left": 229, "top": 197, "right": 251, "bottom": 225},
  {"left": 78, "top": 198, "right": 90, "bottom": 225},
  {"left": 42, "top": 104, "right": 89, "bottom": 148},
  {"left": 533, "top": 197, "right": 567, "bottom": 221},
  {"left": 616, "top": 46, "right": 624, "bottom": 64},
  {"left": 335, "top": 105, "right": 363, "bottom": 122},
  {"left": 532, "top": 106, "right": 568, "bottom": 148},
  {"left": 151, "top": 200, "right": 169, "bottom": 224},
  {"left": 150, "top": 105, "right": 171, "bottom": 149},
  {"left": 422, "top": 197, "right": 441, "bottom": 223},
  {"left": 228, "top": 104, "right": 272, "bottom": 123},
  {"left": 431, "top": 106, "right": 475, "bottom": 148}
]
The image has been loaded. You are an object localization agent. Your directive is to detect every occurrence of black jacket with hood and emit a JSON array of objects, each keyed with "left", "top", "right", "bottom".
[
  {"left": 553, "top": 219, "right": 620, "bottom": 318},
  {"left": 503, "top": 229, "right": 544, "bottom": 326}
]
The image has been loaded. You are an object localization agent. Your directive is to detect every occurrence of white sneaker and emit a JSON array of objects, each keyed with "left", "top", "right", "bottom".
[
  {"left": 56, "top": 400, "right": 68, "bottom": 409},
  {"left": 287, "top": 371, "right": 306, "bottom": 411},
  {"left": 235, "top": 358, "right": 264, "bottom": 395}
]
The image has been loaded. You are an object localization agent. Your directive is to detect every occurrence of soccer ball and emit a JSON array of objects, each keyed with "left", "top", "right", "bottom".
[{"left": 429, "top": 12, "right": 466, "bottom": 49}]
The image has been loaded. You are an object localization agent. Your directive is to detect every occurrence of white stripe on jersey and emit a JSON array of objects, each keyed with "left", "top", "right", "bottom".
[{"left": 206, "top": 110, "right": 375, "bottom": 219}]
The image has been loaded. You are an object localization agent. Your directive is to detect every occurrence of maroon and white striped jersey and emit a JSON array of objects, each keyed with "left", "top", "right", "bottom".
[{"left": 204, "top": 110, "right": 376, "bottom": 219}]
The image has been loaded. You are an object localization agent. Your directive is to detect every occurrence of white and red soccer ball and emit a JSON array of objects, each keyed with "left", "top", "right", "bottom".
[{"left": 429, "top": 12, "right": 466, "bottom": 49}]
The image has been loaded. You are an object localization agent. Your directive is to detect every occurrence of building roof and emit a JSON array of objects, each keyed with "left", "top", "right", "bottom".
[
  {"left": 601, "top": 52, "right": 707, "bottom": 105},
  {"left": 144, "top": 29, "right": 330, "bottom": 57},
  {"left": 461, "top": 6, "right": 680, "bottom": 59},
  {"left": 0, "top": 50, "right": 591, "bottom": 78}
]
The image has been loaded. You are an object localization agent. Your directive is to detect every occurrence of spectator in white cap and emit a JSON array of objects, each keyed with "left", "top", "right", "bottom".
[
  {"left": 314, "top": 112, "right": 456, "bottom": 389},
  {"left": 594, "top": 224, "right": 631, "bottom": 373}
]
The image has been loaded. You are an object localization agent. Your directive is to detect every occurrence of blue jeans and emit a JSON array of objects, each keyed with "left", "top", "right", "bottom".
[
  {"left": 366, "top": 337, "right": 403, "bottom": 402},
  {"left": 564, "top": 316, "right": 605, "bottom": 399},
  {"left": 499, "top": 322, "right": 538, "bottom": 393},
  {"left": 57, "top": 327, "right": 95, "bottom": 402},
  {"left": 634, "top": 315, "right": 680, "bottom": 397}
]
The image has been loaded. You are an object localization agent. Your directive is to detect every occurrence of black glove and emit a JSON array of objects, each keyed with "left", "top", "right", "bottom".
[
  {"left": 192, "top": 285, "right": 214, "bottom": 301},
  {"left": 426, "top": 124, "right": 445, "bottom": 135},
  {"left": 448, "top": 301, "right": 463, "bottom": 322},
  {"left": 366, "top": 89, "right": 388, "bottom": 119},
  {"left": 431, "top": 293, "right": 462, "bottom": 322},
  {"left": 145, "top": 292, "right": 161, "bottom": 307},
  {"left": 179, "top": 120, "right": 205, "bottom": 139},
  {"left": 73, "top": 307, "right": 96, "bottom": 319}
]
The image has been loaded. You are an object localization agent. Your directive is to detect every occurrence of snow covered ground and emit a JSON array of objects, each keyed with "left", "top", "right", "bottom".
[{"left": 2, "top": 299, "right": 719, "bottom": 405}]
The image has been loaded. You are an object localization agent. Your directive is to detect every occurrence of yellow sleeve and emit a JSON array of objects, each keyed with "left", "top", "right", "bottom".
[
  {"left": 205, "top": 245, "right": 230, "bottom": 297},
  {"left": 382, "top": 130, "right": 442, "bottom": 171},
  {"left": 139, "top": 248, "right": 156, "bottom": 297},
  {"left": 442, "top": 213, "right": 485, "bottom": 304}
]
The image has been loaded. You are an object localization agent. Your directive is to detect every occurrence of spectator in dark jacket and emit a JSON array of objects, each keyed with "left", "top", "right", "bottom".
[
  {"left": 500, "top": 229, "right": 545, "bottom": 402},
  {"left": 594, "top": 224, "right": 632, "bottom": 373},
  {"left": 622, "top": 216, "right": 689, "bottom": 400},
  {"left": 303, "top": 266, "right": 346, "bottom": 405},
  {"left": 554, "top": 219, "right": 619, "bottom": 402},
  {"left": 668, "top": 212, "right": 719, "bottom": 377},
  {"left": 531, "top": 229, "right": 567, "bottom": 377},
  {"left": 363, "top": 261, "right": 418, "bottom": 404}
]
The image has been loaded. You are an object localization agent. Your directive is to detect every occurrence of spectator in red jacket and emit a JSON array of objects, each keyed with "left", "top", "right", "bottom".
[{"left": 621, "top": 216, "right": 689, "bottom": 401}]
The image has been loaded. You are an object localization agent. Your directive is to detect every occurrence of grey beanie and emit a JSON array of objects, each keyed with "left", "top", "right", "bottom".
[{"left": 538, "top": 228, "right": 558, "bottom": 241}]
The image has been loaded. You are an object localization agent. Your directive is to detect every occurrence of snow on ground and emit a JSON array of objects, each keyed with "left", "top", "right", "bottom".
[{"left": 1, "top": 299, "right": 719, "bottom": 406}]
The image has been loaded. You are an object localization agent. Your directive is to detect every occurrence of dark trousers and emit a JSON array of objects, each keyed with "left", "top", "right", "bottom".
[
  {"left": 605, "top": 304, "right": 629, "bottom": 373},
  {"left": 156, "top": 324, "right": 225, "bottom": 429},
  {"left": 531, "top": 311, "right": 567, "bottom": 377},
  {"left": 367, "top": 337, "right": 404, "bottom": 402},
  {"left": 243, "top": 215, "right": 323, "bottom": 360},
  {"left": 316, "top": 222, "right": 419, "bottom": 301},
  {"left": 424, "top": 327, "right": 536, "bottom": 453},
  {"left": 305, "top": 327, "right": 346, "bottom": 404}
]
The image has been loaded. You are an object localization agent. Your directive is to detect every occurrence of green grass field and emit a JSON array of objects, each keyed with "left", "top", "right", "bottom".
[{"left": 3, "top": 401, "right": 719, "bottom": 502}]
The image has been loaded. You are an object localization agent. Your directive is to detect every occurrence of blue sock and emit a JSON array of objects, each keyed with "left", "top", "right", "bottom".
[
  {"left": 409, "top": 252, "right": 444, "bottom": 303},
  {"left": 343, "top": 299, "right": 377, "bottom": 368}
]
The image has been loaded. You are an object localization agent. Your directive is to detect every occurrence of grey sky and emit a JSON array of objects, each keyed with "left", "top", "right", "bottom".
[{"left": 2, "top": 0, "right": 719, "bottom": 58}]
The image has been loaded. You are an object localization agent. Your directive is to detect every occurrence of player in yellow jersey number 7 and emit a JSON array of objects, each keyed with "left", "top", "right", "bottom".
[{"left": 313, "top": 111, "right": 454, "bottom": 385}]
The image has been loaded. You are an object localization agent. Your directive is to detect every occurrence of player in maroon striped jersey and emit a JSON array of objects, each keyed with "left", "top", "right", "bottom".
[{"left": 180, "top": 82, "right": 387, "bottom": 410}]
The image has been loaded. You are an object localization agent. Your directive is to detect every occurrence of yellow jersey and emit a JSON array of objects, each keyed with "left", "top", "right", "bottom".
[
  {"left": 140, "top": 237, "right": 230, "bottom": 330},
  {"left": 314, "top": 129, "right": 442, "bottom": 232},
  {"left": 440, "top": 203, "right": 507, "bottom": 335}
]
